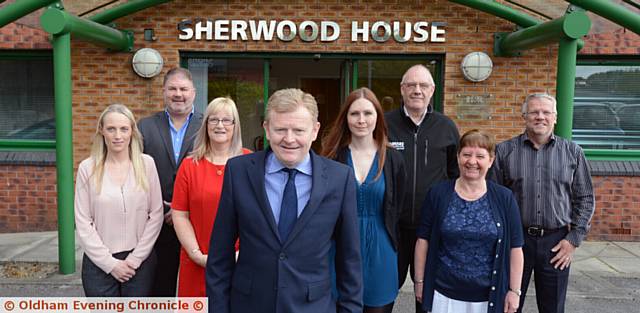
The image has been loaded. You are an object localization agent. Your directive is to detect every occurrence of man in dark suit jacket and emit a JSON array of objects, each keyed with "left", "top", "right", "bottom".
[
  {"left": 138, "top": 67, "right": 203, "bottom": 296},
  {"left": 207, "top": 88, "right": 363, "bottom": 313}
]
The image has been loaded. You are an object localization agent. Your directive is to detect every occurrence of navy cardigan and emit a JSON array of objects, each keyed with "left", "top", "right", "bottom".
[{"left": 416, "top": 180, "right": 524, "bottom": 313}]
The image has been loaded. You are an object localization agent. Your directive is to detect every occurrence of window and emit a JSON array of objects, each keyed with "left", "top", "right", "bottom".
[
  {"left": 0, "top": 52, "right": 55, "bottom": 150},
  {"left": 574, "top": 60, "right": 640, "bottom": 152},
  {"left": 183, "top": 53, "right": 443, "bottom": 151},
  {"left": 357, "top": 59, "right": 439, "bottom": 112}
]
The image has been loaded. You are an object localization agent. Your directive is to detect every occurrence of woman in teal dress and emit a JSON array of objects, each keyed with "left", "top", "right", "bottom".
[{"left": 322, "top": 87, "right": 406, "bottom": 313}]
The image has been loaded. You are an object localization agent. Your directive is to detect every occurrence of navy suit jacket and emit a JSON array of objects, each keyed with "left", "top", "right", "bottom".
[{"left": 206, "top": 150, "right": 363, "bottom": 313}]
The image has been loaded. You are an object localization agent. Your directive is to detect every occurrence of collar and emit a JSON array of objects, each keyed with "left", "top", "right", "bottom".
[
  {"left": 265, "top": 150, "right": 312, "bottom": 176},
  {"left": 164, "top": 106, "right": 195, "bottom": 123},
  {"left": 521, "top": 132, "right": 556, "bottom": 147},
  {"left": 402, "top": 104, "right": 431, "bottom": 126}
]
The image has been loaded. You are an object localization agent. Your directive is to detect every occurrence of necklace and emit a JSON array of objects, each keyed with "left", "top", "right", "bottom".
[{"left": 214, "top": 163, "right": 224, "bottom": 176}]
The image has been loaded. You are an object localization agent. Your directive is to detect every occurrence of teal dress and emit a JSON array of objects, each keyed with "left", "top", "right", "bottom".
[{"left": 348, "top": 151, "right": 398, "bottom": 306}]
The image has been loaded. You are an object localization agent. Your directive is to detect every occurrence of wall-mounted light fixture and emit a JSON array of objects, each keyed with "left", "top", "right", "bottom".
[
  {"left": 461, "top": 51, "right": 493, "bottom": 82},
  {"left": 131, "top": 48, "right": 163, "bottom": 78}
]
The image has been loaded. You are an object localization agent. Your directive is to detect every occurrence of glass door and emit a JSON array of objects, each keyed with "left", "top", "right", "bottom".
[{"left": 183, "top": 53, "right": 442, "bottom": 151}]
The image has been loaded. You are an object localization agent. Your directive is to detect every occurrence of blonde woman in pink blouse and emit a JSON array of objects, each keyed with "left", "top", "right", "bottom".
[{"left": 74, "top": 104, "right": 163, "bottom": 296}]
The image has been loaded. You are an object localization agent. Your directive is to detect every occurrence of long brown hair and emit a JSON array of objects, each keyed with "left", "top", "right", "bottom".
[{"left": 321, "top": 87, "right": 388, "bottom": 180}]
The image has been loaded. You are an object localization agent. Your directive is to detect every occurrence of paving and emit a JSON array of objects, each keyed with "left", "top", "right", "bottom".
[{"left": 0, "top": 232, "right": 638, "bottom": 312}]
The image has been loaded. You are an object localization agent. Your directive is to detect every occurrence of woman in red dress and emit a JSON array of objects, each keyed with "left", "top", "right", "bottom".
[{"left": 171, "top": 97, "right": 250, "bottom": 296}]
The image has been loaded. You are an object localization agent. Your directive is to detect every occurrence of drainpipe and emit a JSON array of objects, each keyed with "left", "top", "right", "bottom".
[
  {"left": 0, "top": 0, "right": 57, "bottom": 28},
  {"left": 51, "top": 31, "right": 75, "bottom": 274}
]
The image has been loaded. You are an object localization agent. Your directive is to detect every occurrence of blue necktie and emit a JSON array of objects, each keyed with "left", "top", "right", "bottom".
[{"left": 279, "top": 168, "right": 298, "bottom": 242}]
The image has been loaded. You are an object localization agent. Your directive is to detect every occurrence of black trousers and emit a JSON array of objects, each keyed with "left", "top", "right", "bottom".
[
  {"left": 151, "top": 223, "right": 181, "bottom": 296},
  {"left": 517, "top": 227, "right": 570, "bottom": 313},
  {"left": 397, "top": 226, "right": 424, "bottom": 313},
  {"left": 82, "top": 249, "right": 157, "bottom": 297}
]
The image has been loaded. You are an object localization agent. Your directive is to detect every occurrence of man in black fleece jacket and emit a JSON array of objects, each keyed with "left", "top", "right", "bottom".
[{"left": 385, "top": 64, "right": 460, "bottom": 313}]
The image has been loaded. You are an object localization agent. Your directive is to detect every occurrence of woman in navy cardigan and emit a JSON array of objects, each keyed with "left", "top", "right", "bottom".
[{"left": 413, "top": 129, "right": 524, "bottom": 313}]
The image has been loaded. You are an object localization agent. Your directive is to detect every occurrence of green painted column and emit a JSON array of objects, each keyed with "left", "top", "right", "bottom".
[
  {"left": 41, "top": 8, "right": 133, "bottom": 51},
  {"left": 495, "top": 11, "right": 590, "bottom": 57},
  {"left": 567, "top": 0, "right": 640, "bottom": 36},
  {"left": 0, "top": 0, "right": 57, "bottom": 28},
  {"left": 52, "top": 32, "right": 75, "bottom": 274},
  {"left": 555, "top": 38, "right": 579, "bottom": 140}
]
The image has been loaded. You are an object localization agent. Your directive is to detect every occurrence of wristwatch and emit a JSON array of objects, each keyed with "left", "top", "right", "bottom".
[{"left": 509, "top": 288, "right": 522, "bottom": 296}]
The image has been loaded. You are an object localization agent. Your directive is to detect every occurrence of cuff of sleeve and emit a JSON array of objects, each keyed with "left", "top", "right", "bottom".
[
  {"left": 565, "top": 230, "right": 584, "bottom": 247},
  {"left": 125, "top": 254, "right": 142, "bottom": 269},
  {"left": 100, "top": 257, "right": 118, "bottom": 275}
]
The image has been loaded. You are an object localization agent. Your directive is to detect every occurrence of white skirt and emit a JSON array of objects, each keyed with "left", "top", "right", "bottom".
[{"left": 430, "top": 289, "right": 488, "bottom": 313}]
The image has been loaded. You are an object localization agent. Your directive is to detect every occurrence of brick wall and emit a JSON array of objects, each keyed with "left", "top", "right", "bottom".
[
  {"left": 589, "top": 176, "right": 640, "bottom": 242},
  {"left": 0, "top": 165, "right": 57, "bottom": 233},
  {"left": 0, "top": 0, "right": 638, "bottom": 241}
]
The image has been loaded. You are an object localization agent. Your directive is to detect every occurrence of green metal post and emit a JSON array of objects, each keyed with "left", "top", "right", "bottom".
[
  {"left": 495, "top": 11, "right": 590, "bottom": 56},
  {"left": 89, "top": 0, "right": 171, "bottom": 24},
  {"left": 52, "top": 32, "right": 75, "bottom": 274},
  {"left": 567, "top": 0, "right": 640, "bottom": 36},
  {"left": 554, "top": 38, "right": 578, "bottom": 140},
  {"left": 40, "top": 8, "right": 133, "bottom": 51},
  {"left": 0, "top": 0, "right": 57, "bottom": 28}
]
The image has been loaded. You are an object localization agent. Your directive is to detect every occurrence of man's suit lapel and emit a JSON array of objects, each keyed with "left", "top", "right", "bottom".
[
  {"left": 247, "top": 150, "right": 281, "bottom": 240},
  {"left": 154, "top": 112, "right": 177, "bottom": 168},
  {"left": 284, "top": 152, "right": 328, "bottom": 247}
]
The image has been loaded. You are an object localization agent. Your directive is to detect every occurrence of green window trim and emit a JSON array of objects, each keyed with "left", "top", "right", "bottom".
[
  {"left": 0, "top": 50, "right": 56, "bottom": 151},
  {"left": 576, "top": 56, "right": 640, "bottom": 161},
  {"left": 0, "top": 139, "right": 56, "bottom": 151}
]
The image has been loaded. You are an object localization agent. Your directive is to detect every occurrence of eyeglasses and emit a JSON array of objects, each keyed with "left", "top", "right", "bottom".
[
  {"left": 402, "top": 82, "right": 432, "bottom": 91},
  {"left": 524, "top": 111, "right": 556, "bottom": 117},
  {"left": 208, "top": 117, "right": 235, "bottom": 126}
]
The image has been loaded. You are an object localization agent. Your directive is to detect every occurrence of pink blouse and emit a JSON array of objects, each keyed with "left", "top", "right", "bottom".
[{"left": 74, "top": 154, "right": 163, "bottom": 274}]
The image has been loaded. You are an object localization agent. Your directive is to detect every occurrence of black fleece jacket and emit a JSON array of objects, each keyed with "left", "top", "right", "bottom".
[{"left": 385, "top": 106, "right": 459, "bottom": 228}]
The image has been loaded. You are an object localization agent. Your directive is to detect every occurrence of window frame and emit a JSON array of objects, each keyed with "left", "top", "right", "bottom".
[
  {"left": 576, "top": 56, "right": 640, "bottom": 161},
  {"left": 180, "top": 52, "right": 445, "bottom": 113},
  {"left": 0, "top": 50, "right": 55, "bottom": 151}
]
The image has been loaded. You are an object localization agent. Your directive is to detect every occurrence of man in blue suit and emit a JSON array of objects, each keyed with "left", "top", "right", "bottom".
[{"left": 206, "top": 88, "right": 363, "bottom": 313}]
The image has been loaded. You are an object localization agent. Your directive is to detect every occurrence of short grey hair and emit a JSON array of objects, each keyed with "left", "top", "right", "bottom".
[{"left": 522, "top": 93, "right": 557, "bottom": 114}]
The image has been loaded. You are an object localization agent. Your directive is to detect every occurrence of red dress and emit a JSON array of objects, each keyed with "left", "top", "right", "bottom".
[{"left": 172, "top": 149, "right": 250, "bottom": 297}]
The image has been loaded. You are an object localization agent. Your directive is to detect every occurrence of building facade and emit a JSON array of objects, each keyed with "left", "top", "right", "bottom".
[{"left": 0, "top": 0, "right": 639, "bottom": 241}]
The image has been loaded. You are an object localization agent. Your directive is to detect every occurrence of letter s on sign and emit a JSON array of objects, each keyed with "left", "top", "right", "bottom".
[{"left": 178, "top": 20, "right": 193, "bottom": 40}]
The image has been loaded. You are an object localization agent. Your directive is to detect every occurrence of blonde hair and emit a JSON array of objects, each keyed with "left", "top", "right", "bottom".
[
  {"left": 265, "top": 88, "right": 318, "bottom": 122},
  {"left": 90, "top": 104, "right": 147, "bottom": 193},
  {"left": 190, "top": 97, "right": 244, "bottom": 161}
]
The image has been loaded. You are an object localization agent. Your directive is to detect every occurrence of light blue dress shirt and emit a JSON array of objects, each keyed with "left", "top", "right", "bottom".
[
  {"left": 165, "top": 107, "right": 194, "bottom": 164},
  {"left": 265, "top": 152, "right": 313, "bottom": 225}
]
